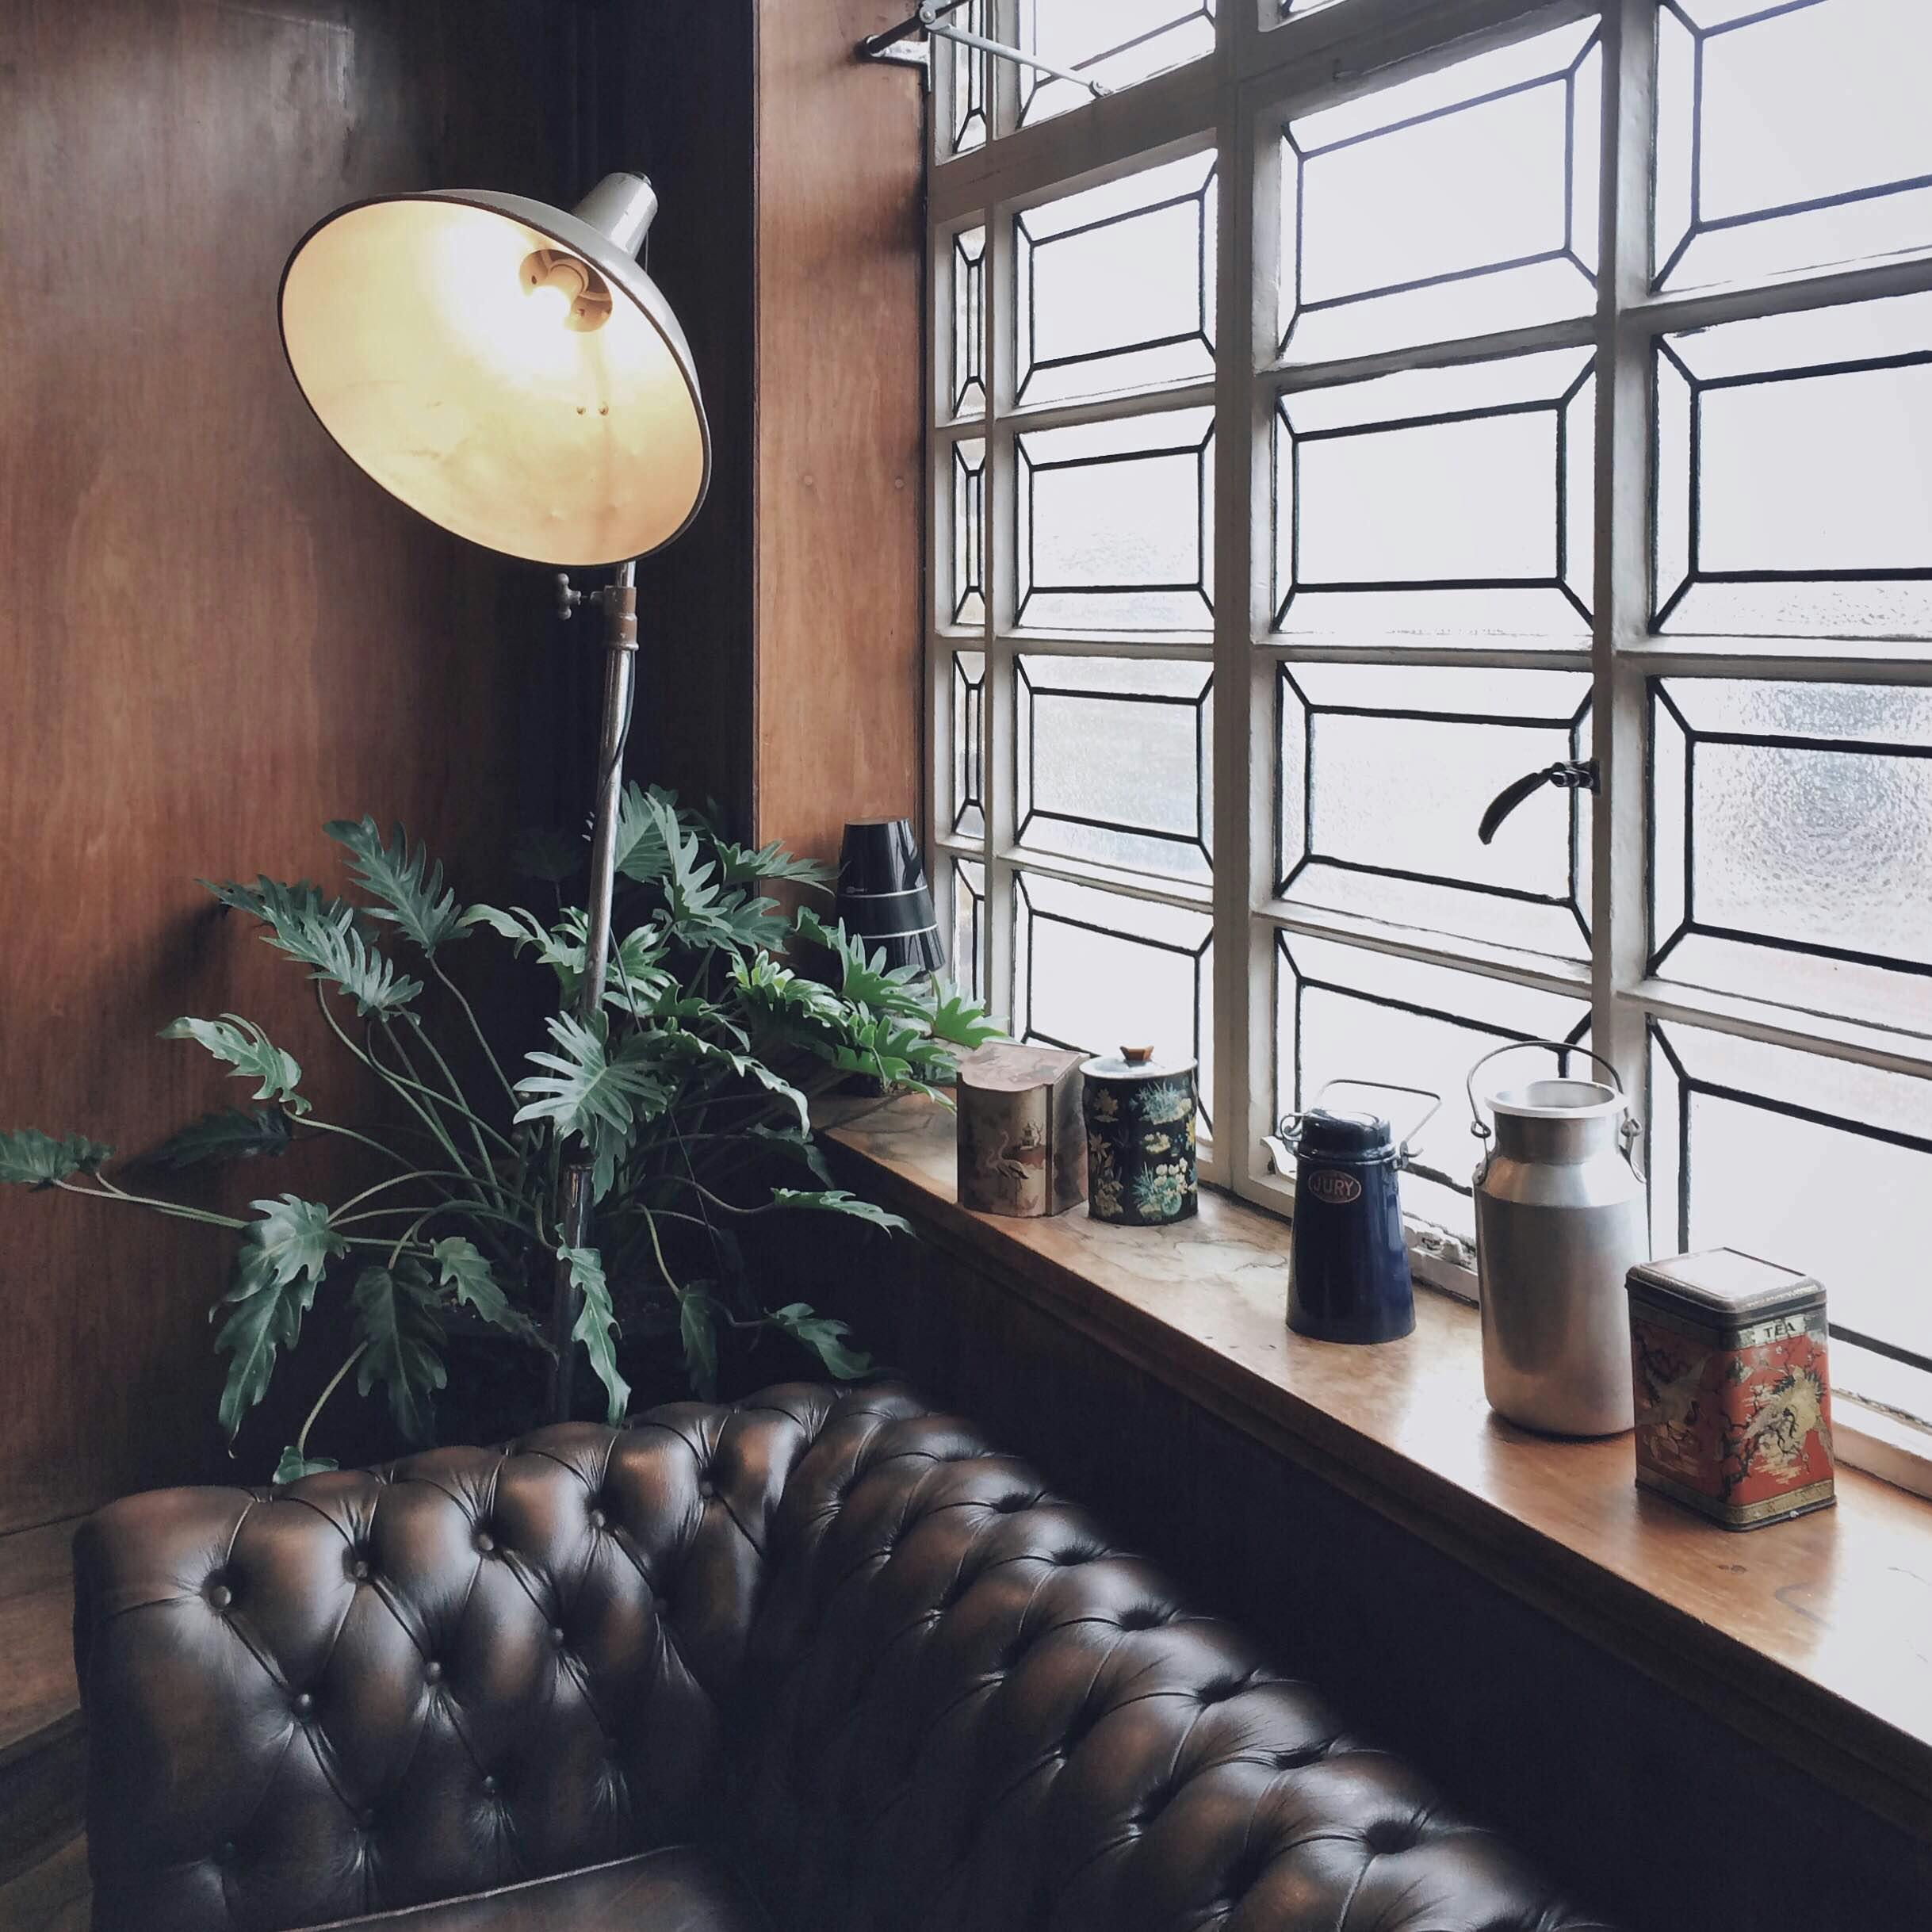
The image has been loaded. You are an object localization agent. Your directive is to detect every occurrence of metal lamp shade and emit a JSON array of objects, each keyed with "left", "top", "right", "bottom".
[
  {"left": 835, "top": 820, "right": 945, "bottom": 974},
  {"left": 278, "top": 174, "right": 710, "bottom": 567}
]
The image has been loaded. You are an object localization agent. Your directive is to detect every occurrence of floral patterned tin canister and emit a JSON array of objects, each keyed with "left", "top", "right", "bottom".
[
  {"left": 1081, "top": 1046, "right": 1198, "bottom": 1227},
  {"left": 1627, "top": 1248, "right": 1834, "bottom": 1532}
]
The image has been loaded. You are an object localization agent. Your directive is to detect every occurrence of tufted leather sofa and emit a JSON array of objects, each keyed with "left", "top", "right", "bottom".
[{"left": 74, "top": 1383, "right": 1618, "bottom": 1932}]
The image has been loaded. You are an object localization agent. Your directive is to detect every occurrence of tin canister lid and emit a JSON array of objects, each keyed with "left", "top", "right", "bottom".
[
  {"left": 1627, "top": 1247, "right": 1824, "bottom": 1320},
  {"left": 1082, "top": 1045, "right": 1197, "bottom": 1084}
]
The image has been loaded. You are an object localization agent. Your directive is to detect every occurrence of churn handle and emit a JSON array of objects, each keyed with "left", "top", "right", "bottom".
[
  {"left": 1465, "top": 1041, "right": 1626, "bottom": 1147},
  {"left": 1308, "top": 1078, "right": 1443, "bottom": 1166}
]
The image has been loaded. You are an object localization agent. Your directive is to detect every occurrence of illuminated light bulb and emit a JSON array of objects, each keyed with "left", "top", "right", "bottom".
[{"left": 521, "top": 247, "right": 614, "bottom": 332}]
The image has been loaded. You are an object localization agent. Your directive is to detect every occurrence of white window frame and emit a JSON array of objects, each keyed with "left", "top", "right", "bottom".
[{"left": 923, "top": 0, "right": 1932, "bottom": 1469}]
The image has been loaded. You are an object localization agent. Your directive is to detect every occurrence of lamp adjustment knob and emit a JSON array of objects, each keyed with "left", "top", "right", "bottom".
[{"left": 556, "top": 572, "right": 585, "bottom": 621}]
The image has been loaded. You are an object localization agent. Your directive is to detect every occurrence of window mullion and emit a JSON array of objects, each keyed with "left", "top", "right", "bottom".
[
  {"left": 1592, "top": 0, "right": 1657, "bottom": 1129},
  {"left": 1225, "top": 87, "right": 1276, "bottom": 1202},
  {"left": 985, "top": 190, "right": 1020, "bottom": 1029}
]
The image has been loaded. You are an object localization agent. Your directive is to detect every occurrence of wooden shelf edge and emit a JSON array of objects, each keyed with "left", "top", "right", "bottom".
[{"left": 826, "top": 1099, "right": 1932, "bottom": 1844}]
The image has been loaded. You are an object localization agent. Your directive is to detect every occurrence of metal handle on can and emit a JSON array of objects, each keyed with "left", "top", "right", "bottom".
[
  {"left": 1275, "top": 1078, "right": 1443, "bottom": 1172},
  {"left": 1465, "top": 1040, "right": 1641, "bottom": 1172}
]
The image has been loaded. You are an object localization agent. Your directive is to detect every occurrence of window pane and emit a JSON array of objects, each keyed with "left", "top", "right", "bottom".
[
  {"left": 1656, "top": 0, "right": 1932, "bottom": 292},
  {"left": 1276, "top": 933, "right": 1590, "bottom": 1239},
  {"left": 1019, "top": 656, "right": 1212, "bottom": 882},
  {"left": 1651, "top": 678, "right": 1932, "bottom": 1027},
  {"left": 951, "top": 438, "right": 985, "bottom": 629},
  {"left": 1655, "top": 295, "right": 1932, "bottom": 642},
  {"left": 1016, "top": 871, "right": 1212, "bottom": 1127},
  {"left": 945, "top": 2, "right": 989, "bottom": 155},
  {"left": 953, "top": 652, "right": 986, "bottom": 841},
  {"left": 950, "top": 228, "right": 985, "bottom": 420},
  {"left": 1275, "top": 349, "right": 1593, "bottom": 640},
  {"left": 1017, "top": 153, "right": 1216, "bottom": 408},
  {"left": 1019, "top": 408, "right": 1215, "bottom": 632},
  {"left": 1282, "top": 19, "right": 1599, "bottom": 362},
  {"left": 1019, "top": 0, "right": 1215, "bottom": 128},
  {"left": 950, "top": 859, "right": 987, "bottom": 1003},
  {"left": 1280, "top": 664, "right": 1591, "bottom": 958},
  {"left": 1650, "top": 1021, "right": 1932, "bottom": 1371}
]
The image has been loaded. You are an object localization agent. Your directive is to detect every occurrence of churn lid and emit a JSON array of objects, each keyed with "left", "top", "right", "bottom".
[{"left": 1295, "top": 1109, "right": 1394, "bottom": 1159}]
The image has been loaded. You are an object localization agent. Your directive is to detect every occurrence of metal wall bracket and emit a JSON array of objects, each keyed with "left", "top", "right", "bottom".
[{"left": 858, "top": 1, "right": 1108, "bottom": 100}]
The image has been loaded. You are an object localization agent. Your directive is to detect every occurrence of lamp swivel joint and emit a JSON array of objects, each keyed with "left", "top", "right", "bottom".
[{"left": 555, "top": 572, "right": 640, "bottom": 652}]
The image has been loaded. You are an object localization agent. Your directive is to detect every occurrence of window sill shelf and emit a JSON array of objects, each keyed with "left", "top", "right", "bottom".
[{"left": 825, "top": 1091, "right": 1932, "bottom": 1845}]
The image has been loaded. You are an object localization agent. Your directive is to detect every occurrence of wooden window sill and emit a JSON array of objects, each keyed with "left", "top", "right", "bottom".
[{"left": 824, "top": 1092, "right": 1932, "bottom": 1844}]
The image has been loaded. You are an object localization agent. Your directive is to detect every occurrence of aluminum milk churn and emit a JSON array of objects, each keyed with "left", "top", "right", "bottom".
[{"left": 1468, "top": 1043, "right": 1648, "bottom": 1437}]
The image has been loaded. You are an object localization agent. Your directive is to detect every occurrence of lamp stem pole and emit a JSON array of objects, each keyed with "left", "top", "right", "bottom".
[{"left": 549, "top": 559, "right": 640, "bottom": 1421}]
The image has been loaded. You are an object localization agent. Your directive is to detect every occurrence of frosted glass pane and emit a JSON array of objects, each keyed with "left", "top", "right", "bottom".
[
  {"left": 1018, "top": 153, "right": 1215, "bottom": 407},
  {"left": 1276, "top": 349, "right": 1593, "bottom": 640},
  {"left": 950, "top": 228, "right": 985, "bottom": 420},
  {"left": 945, "top": 4, "right": 989, "bottom": 155},
  {"left": 1651, "top": 679, "right": 1932, "bottom": 1027},
  {"left": 1651, "top": 1022, "right": 1932, "bottom": 1368},
  {"left": 1656, "top": 0, "right": 1932, "bottom": 291},
  {"left": 1020, "top": 0, "right": 1215, "bottom": 128},
  {"left": 1276, "top": 933, "right": 1590, "bottom": 1239},
  {"left": 951, "top": 439, "right": 985, "bottom": 629},
  {"left": 1283, "top": 21, "right": 1598, "bottom": 362},
  {"left": 1019, "top": 656, "right": 1211, "bottom": 882},
  {"left": 951, "top": 859, "right": 986, "bottom": 1003},
  {"left": 952, "top": 652, "right": 985, "bottom": 841},
  {"left": 1016, "top": 871, "right": 1212, "bottom": 1125},
  {"left": 1655, "top": 295, "right": 1932, "bottom": 640},
  {"left": 1280, "top": 664, "right": 1591, "bottom": 958},
  {"left": 1019, "top": 409, "right": 1214, "bottom": 632}
]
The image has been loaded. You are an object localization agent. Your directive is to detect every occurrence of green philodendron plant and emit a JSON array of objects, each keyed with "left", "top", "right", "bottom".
[{"left": 2, "top": 788, "right": 998, "bottom": 1481}]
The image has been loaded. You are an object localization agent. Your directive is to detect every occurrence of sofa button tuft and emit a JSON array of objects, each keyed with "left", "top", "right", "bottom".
[
  {"left": 424, "top": 1660, "right": 443, "bottom": 1684},
  {"left": 588, "top": 1508, "right": 606, "bottom": 1529},
  {"left": 549, "top": 1625, "right": 566, "bottom": 1648},
  {"left": 481, "top": 1775, "right": 499, "bottom": 1796},
  {"left": 293, "top": 1692, "right": 314, "bottom": 1716},
  {"left": 208, "top": 1583, "right": 233, "bottom": 1610},
  {"left": 474, "top": 1532, "right": 495, "bottom": 1555}
]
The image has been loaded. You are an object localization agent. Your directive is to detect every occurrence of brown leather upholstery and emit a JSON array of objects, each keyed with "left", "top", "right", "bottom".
[
  {"left": 75, "top": 1383, "right": 1617, "bottom": 1932},
  {"left": 305, "top": 1850, "right": 765, "bottom": 1932}
]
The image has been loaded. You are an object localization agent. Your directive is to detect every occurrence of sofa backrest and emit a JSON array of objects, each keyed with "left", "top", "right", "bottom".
[
  {"left": 728, "top": 1393, "right": 1615, "bottom": 1932},
  {"left": 73, "top": 1390, "right": 850, "bottom": 1932}
]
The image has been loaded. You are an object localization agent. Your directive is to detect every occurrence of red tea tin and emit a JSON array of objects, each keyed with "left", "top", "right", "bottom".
[{"left": 1625, "top": 1249, "right": 1834, "bottom": 1531}]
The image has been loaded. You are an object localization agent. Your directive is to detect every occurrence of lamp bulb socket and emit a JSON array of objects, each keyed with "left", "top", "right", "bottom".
[{"left": 521, "top": 247, "right": 614, "bottom": 332}]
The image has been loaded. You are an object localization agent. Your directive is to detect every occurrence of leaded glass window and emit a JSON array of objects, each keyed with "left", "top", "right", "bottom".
[{"left": 929, "top": 0, "right": 1932, "bottom": 1396}]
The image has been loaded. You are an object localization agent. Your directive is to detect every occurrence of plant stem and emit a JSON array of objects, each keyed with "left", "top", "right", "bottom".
[
  {"left": 431, "top": 961, "right": 518, "bottom": 1106},
  {"left": 58, "top": 1177, "right": 247, "bottom": 1231},
  {"left": 332, "top": 1169, "right": 479, "bottom": 1219},
  {"left": 295, "top": 1341, "right": 369, "bottom": 1459},
  {"left": 404, "top": 1020, "right": 512, "bottom": 1209},
  {"left": 313, "top": 985, "right": 481, "bottom": 1192}
]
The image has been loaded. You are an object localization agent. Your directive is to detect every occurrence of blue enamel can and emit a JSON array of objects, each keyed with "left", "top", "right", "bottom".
[{"left": 1268, "top": 1081, "right": 1440, "bottom": 1345}]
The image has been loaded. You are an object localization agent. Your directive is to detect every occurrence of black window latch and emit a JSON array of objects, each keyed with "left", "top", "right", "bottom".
[{"left": 1477, "top": 760, "right": 1599, "bottom": 846}]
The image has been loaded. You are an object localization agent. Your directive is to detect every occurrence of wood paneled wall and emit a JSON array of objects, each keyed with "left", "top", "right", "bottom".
[
  {"left": 752, "top": 0, "right": 926, "bottom": 860},
  {"left": 0, "top": 0, "right": 928, "bottom": 1532},
  {"left": 0, "top": 0, "right": 573, "bottom": 1532}
]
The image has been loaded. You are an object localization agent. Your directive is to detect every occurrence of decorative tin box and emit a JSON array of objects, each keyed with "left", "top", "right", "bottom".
[
  {"left": 956, "top": 1043, "right": 1086, "bottom": 1218},
  {"left": 1626, "top": 1249, "right": 1834, "bottom": 1531},
  {"left": 1081, "top": 1047, "right": 1198, "bottom": 1227}
]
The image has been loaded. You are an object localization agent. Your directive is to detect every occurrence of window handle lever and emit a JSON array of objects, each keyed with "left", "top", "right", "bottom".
[{"left": 1478, "top": 760, "right": 1598, "bottom": 846}]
